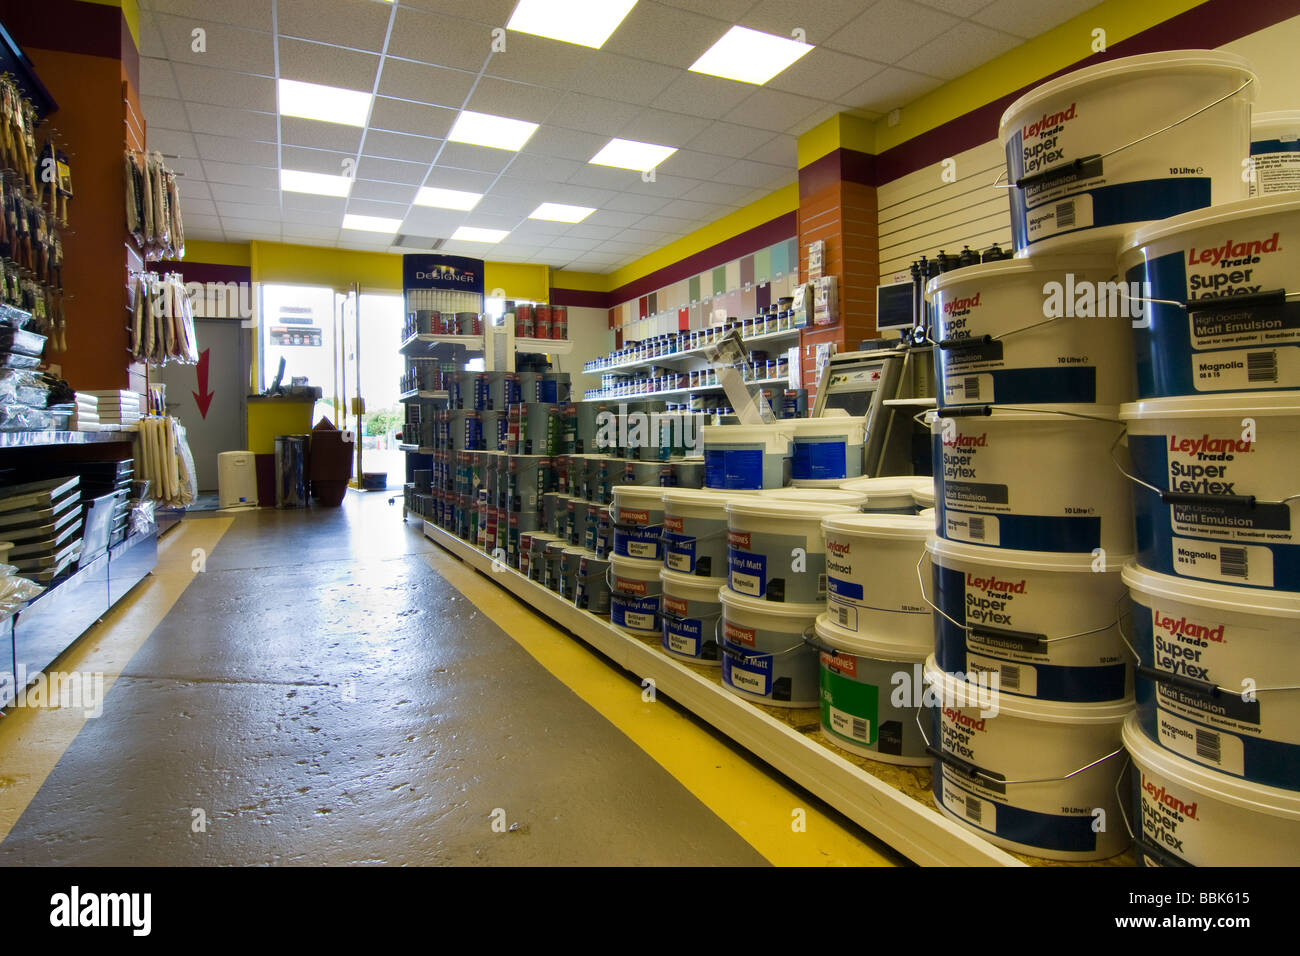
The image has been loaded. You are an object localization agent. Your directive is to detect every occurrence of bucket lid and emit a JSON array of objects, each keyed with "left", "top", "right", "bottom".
[
  {"left": 822, "top": 512, "right": 932, "bottom": 539},
  {"left": 718, "top": 584, "right": 824, "bottom": 619},
  {"left": 1119, "top": 391, "right": 1300, "bottom": 420},
  {"left": 660, "top": 567, "right": 728, "bottom": 600},
  {"left": 562, "top": 545, "right": 591, "bottom": 557},
  {"left": 924, "top": 656, "right": 1133, "bottom": 724},
  {"left": 1122, "top": 561, "right": 1300, "bottom": 618},
  {"left": 1253, "top": 109, "right": 1300, "bottom": 136},
  {"left": 839, "top": 475, "right": 933, "bottom": 497},
  {"left": 1122, "top": 715, "right": 1300, "bottom": 821},
  {"left": 612, "top": 484, "right": 666, "bottom": 505},
  {"left": 609, "top": 552, "right": 663, "bottom": 577},
  {"left": 663, "top": 487, "right": 759, "bottom": 515},
  {"left": 759, "top": 487, "right": 868, "bottom": 506},
  {"left": 1119, "top": 193, "right": 1300, "bottom": 255},
  {"left": 913, "top": 484, "right": 935, "bottom": 507},
  {"left": 727, "top": 497, "right": 860, "bottom": 520},
  {"left": 924, "top": 252, "right": 1118, "bottom": 301},
  {"left": 813, "top": 612, "right": 931, "bottom": 661},
  {"left": 999, "top": 50, "right": 1256, "bottom": 139},
  {"left": 787, "top": 416, "right": 866, "bottom": 438},
  {"left": 530, "top": 532, "right": 561, "bottom": 544},
  {"left": 544, "top": 540, "right": 567, "bottom": 555},
  {"left": 927, "top": 534, "right": 1132, "bottom": 573}
]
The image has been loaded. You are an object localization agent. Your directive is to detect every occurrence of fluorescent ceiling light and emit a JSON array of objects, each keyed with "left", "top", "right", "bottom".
[
  {"left": 415, "top": 186, "right": 483, "bottom": 210},
  {"left": 689, "top": 25, "right": 814, "bottom": 85},
  {"left": 529, "top": 202, "right": 595, "bottom": 223},
  {"left": 342, "top": 214, "right": 402, "bottom": 233},
  {"left": 589, "top": 137, "right": 676, "bottom": 172},
  {"left": 451, "top": 226, "right": 510, "bottom": 243},
  {"left": 280, "top": 169, "right": 353, "bottom": 198},
  {"left": 506, "top": 0, "right": 638, "bottom": 49},
  {"left": 278, "top": 78, "right": 372, "bottom": 127},
  {"left": 448, "top": 110, "right": 539, "bottom": 151}
]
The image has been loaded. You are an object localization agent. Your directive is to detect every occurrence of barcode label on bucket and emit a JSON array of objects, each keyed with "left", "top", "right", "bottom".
[
  {"left": 1196, "top": 728, "right": 1221, "bottom": 764},
  {"left": 968, "top": 654, "right": 1038, "bottom": 697},
  {"left": 1025, "top": 192, "right": 1093, "bottom": 243},
  {"left": 1193, "top": 348, "right": 1294, "bottom": 390},
  {"left": 945, "top": 512, "right": 1001, "bottom": 547},
  {"left": 964, "top": 376, "right": 981, "bottom": 400},
  {"left": 831, "top": 602, "right": 858, "bottom": 631},
  {"left": 1054, "top": 200, "right": 1076, "bottom": 229},
  {"left": 1246, "top": 351, "right": 1278, "bottom": 383},
  {"left": 830, "top": 706, "right": 870, "bottom": 743},
  {"left": 968, "top": 517, "right": 985, "bottom": 541},
  {"left": 942, "top": 779, "right": 996, "bottom": 833},
  {"left": 1172, "top": 537, "right": 1272, "bottom": 588},
  {"left": 1219, "top": 546, "right": 1248, "bottom": 579},
  {"left": 1156, "top": 711, "right": 1244, "bottom": 776}
]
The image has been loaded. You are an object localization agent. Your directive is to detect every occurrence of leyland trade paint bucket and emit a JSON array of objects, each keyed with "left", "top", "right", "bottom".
[
  {"left": 809, "top": 614, "right": 930, "bottom": 764},
  {"left": 1120, "top": 393, "right": 1299, "bottom": 590},
  {"left": 927, "top": 253, "right": 1136, "bottom": 406},
  {"left": 933, "top": 405, "right": 1133, "bottom": 554},
  {"left": 821, "top": 513, "right": 933, "bottom": 647},
  {"left": 726, "top": 498, "right": 859, "bottom": 604},
  {"left": 928, "top": 536, "right": 1133, "bottom": 703},
  {"left": 719, "top": 587, "right": 822, "bottom": 708},
  {"left": 659, "top": 569, "right": 725, "bottom": 664},
  {"left": 788, "top": 416, "right": 866, "bottom": 481},
  {"left": 703, "top": 423, "right": 792, "bottom": 490},
  {"left": 576, "top": 553, "right": 611, "bottom": 615},
  {"left": 662, "top": 488, "right": 754, "bottom": 578},
  {"left": 1117, "top": 195, "right": 1300, "bottom": 399},
  {"left": 1124, "top": 562, "right": 1300, "bottom": 791},
  {"left": 925, "top": 659, "right": 1133, "bottom": 861},
  {"left": 838, "top": 475, "right": 933, "bottom": 514},
  {"left": 999, "top": 51, "right": 1255, "bottom": 253},
  {"left": 1250, "top": 110, "right": 1300, "bottom": 196},
  {"left": 1123, "top": 714, "right": 1300, "bottom": 866},
  {"left": 611, "top": 485, "right": 665, "bottom": 560},
  {"left": 609, "top": 553, "right": 662, "bottom": 635}
]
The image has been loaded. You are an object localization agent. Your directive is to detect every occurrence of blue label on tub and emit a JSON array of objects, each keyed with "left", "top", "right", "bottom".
[
  {"left": 827, "top": 576, "right": 864, "bottom": 601},
  {"left": 943, "top": 365, "right": 1099, "bottom": 405},
  {"left": 610, "top": 593, "right": 659, "bottom": 632},
  {"left": 932, "top": 762, "right": 1099, "bottom": 854},
  {"left": 663, "top": 616, "right": 703, "bottom": 656},
  {"left": 792, "top": 439, "right": 848, "bottom": 481},
  {"left": 614, "top": 524, "right": 661, "bottom": 560},
  {"left": 728, "top": 548, "right": 768, "bottom": 597},
  {"left": 537, "top": 380, "right": 558, "bottom": 403},
  {"left": 662, "top": 531, "right": 696, "bottom": 573},
  {"left": 1253, "top": 137, "right": 1300, "bottom": 154},
  {"left": 722, "top": 644, "right": 773, "bottom": 697},
  {"left": 705, "top": 448, "right": 763, "bottom": 489}
]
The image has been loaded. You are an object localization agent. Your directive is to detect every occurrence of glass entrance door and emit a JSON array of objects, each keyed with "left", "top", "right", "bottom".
[{"left": 337, "top": 288, "right": 406, "bottom": 490}]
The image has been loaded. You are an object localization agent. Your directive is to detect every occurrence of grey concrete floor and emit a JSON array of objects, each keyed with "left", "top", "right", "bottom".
[{"left": 0, "top": 494, "right": 768, "bottom": 865}]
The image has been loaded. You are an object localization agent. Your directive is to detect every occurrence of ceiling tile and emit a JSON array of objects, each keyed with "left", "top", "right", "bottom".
[
  {"left": 281, "top": 204, "right": 348, "bottom": 224},
  {"left": 282, "top": 223, "right": 343, "bottom": 241},
  {"left": 400, "top": 207, "right": 467, "bottom": 238},
  {"left": 622, "top": 172, "right": 702, "bottom": 199},
  {"left": 217, "top": 201, "right": 282, "bottom": 222},
  {"left": 602, "top": 1, "right": 732, "bottom": 70},
  {"left": 355, "top": 155, "right": 428, "bottom": 185},
  {"left": 187, "top": 104, "right": 277, "bottom": 141},
  {"left": 377, "top": 59, "right": 477, "bottom": 109},
  {"left": 167, "top": 156, "right": 207, "bottom": 179},
  {"left": 825, "top": 0, "right": 958, "bottom": 62},
  {"left": 549, "top": 93, "right": 642, "bottom": 136},
  {"left": 146, "top": 127, "right": 198, "bottom": 158},
  {"left": 147, "top": 0, "right": 274, "bottom": 31},
  {"left": 840, "top": 66, "right": 944, "bottom": 113},
  {"left": 569, "top": 52, "right": 680, "bottom": 107},
  {"left": 678, "top": 180, "right": 755, "bottom": 205},
  {"left": 766, "top": 48, "right": 888, "bottom": 101},
  {"left": 906, "top": 21, "right": 1019, "bottom": 80},
  {"left": 176, "top": 179, "right": 211, "bottom": 201},
  {"left": 225, "top": 226, "right": 285, "bottom": 241},
  {"left": 739, "top": 0, "right": 866, "bottom": 40},
  {"left": 566, "top": 165, "right": 644, "bottom": 191},
  {"left": 436, "top": 142, "right": 513, "bottom": 174},
  {"left": 172, "top": 62, "right": 277, "bottom": 111},
  {"left": 207, "top": 183, "right": 278, "bottom": 205},
  {"left": 481, "top": 33, "right": 595, "bottom": 88},
  {"left": 632, "top": 214, "right": 697, "bottom": 233},
  {"left": 618, "top": 108, "right": 711, "bottom": 146},
  {"left": 426, "top": 167, "right": 499, "bottom": 192},
  {"left": 278, "top": 37, "right": 380, "bottom": 90},
  {"left": 281, "top": 117, "right": 365, "bottom": 152},
  {"left": 564, "top": 224, "right": 621, "bottom": 240},
  {"left": 745, "top": 133, "right": 797, "bottom": 166},
  {"left": 181, "top": 196, "right": 218, "bottom": 217},
  {"left": 140, "top": 56, "right": 179, "bottom": 98},
  {"left": 651, "top": 73, "right": 753, "bottom": 120},
  {"left": 712, "top": 159, "right": 792, "bottom": 189},
  {"left": 462, "top": 212, "right": 524, "bottom": 232},
  {"left": 656, "top": 198, "right": 729, "bottom": 220},
  {"left": 155, "top": 14, "right": 275, "bottom": 74},
  {"left": 603, "top": 192, "right": 671, "bottom": 215},
  {"left": 473, "top": 194, "right": 538, "bottom": 219},
  {"left": 549, "top": 236, "right": 601, "bottom": 251},
  {"left": 973, "top": 0, "right": 1101, "bottom": 39},
  {"left": 465, "top": 76, "right": 562, "bottom": 125},
  {"left": 914, "top": 0, "right": 999, "bottom": 15},
  {"left": 346, "top": 198, "right": 411, "bottom": 218},
  {"left": 724, "top": 88, "right": 826, "bottom": 133},
  {"left": 487, "top": 177, "right": 553, "bottom": 201},
  {"left": 138, "top": 10, "right": 168, "bottom": 58},
  {"left": 182, "top": 214, "right": 224, "bottom": 238},
  {"left": 502, "top": 152, "right": 583, "bottom": 182},
  {"left": 351, "top": 180, "right": 418, "bottom": 204},
  {"left": 387, "top": 8, "right": 493, "bottom": 73},
  {"left": 369, "top": 97, "right": 457, "bottom": 138},
  {"left": 656, "top": 149, "right": 735, "bottom": 180},
  {"left": 685, "top": 122, "right": 777, "bottom": 158},
  {"left": 520, "top": 126, "right": 609, "bottom": 162},
  {"left": 361, "top": 129, "right": 439, "bottom": 165},
  {"left": 788, "top": 102, "right": 844, "bottom": 136},
  {"left": 202, "top": 162, "right": 278, "bottom": 188},
  {"left": 509, "top": 220, "right": 573, "bottom": 240},
  {"left": 141, "top": 96, "right": 190, "bottom": 129},
  {"left": 545, "top": 184, "right": 619, "bottom": 206},
  {"left": 276, "top": 0, "right": 392, "bottom": 50},
  {"left": 280, "top": 146, "right": 355, "bottom": 176},
  {"left": 401, "top": 0, "right": 518, "bottom": 23}
]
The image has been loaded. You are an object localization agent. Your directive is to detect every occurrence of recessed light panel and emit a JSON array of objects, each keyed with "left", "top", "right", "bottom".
[
  {"left": 280, "top": 169, "right": 353, "bottom": 197},
  {"left": 415, "top": 187, "right": 483, "bottom": 210},
  {"left": 507, "top": 0, "right": 638, "bottom": 49},
  {"left": 451, "top": 226, "right": 510, "bottom": 243},
  {"left": 342, "top": 214, "right": 402, "bottom": 233},
  {"left": 529, "top": 202, "right": 595, "bottom": 223},
  {"left": 589, "top": 138, "right": 677, "bottom": 172},
  {"left": 448, "top": 110, "right": 539, "bottom": 151},
  {"left": 689, "top": 25, "right": 813, "bottom": 85},
  {"left": 278, "top": 78, "right": 372, "bottom": 127}
]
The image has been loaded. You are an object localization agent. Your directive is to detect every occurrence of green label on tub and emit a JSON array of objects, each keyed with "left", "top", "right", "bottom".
[{"left": 820, "top": 664, "right": 879, "bottom": 746}]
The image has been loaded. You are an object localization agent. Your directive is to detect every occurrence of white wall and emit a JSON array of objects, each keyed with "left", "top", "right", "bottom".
[{"left": 556, "top": 305, "right": 611, "bottom": 398}]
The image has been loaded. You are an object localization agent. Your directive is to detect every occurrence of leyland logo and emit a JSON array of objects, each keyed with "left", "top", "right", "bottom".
[{"left": 49, "top": 887, "right": 151, "bottom": 936}]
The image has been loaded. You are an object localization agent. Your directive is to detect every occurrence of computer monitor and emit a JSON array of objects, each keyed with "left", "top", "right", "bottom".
[{"left": 876, "top": 280, "right": 916, "bottom": 333}]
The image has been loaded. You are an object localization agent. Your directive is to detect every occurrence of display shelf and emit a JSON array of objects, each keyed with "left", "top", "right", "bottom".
[
  {"left": 399, "top": 333, "right": 484, "bottom": 356},
  {"left": 398, "top": 444, "right": 435, "bottom": 454},
  {"left": 420, "top": 519, "right": 1022, "bottom": 868},
  {"left": 584, "top": 375, "right": 791, "bottom": 402},
  {"left": 0, "top": 430, "right": 137, "bottom": 449},
  {"left": 398, "top": 389, "right": 449, "bottom": 403},
  {"left": 586, "top": 326, "right": 802, "bottom": 375},
  {"left": 514, "top": 336, "right": 573, "bottom": 355}
]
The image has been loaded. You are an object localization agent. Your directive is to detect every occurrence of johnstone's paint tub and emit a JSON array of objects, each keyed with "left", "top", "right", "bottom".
[
  {"left": 1120, "top": 393, "right": 1300, "bottom": 591},
  {"left": 999, "top": 50, "right": 1255, "bottom": 254},
  {"left": 821, "top": 513, "right": 933, "bottom": 649},
  {"left": 839, "top": 475, "right": 933, "bottom": 514},
  {"left": 787, "top": 416, "right": 866, "bottom": 482},
  {"left": 726, "top": 497, "right": 859, "bottom": 605},
  {"left": 1118, "top": 194, "right": 1300, "bottom": 399},
  {"left": 660, "top": 569, "right": 725, "bottom": 664},
  {"left": 932, "top": 405, "right": 1133, "bottom": 554},
  {"left": 928, "top": 536, "right": 1134, "bottom": 703},
  {"left": 661, "top": 488, "right": 756, "bottom": 578},
  {"left": 719, "top": 586, "right": 822, "bottom": 708},
  {"left": 611, "top": 485, "right": 665, "bottom": 561},
  {"left": 927, "top": 252, "right": 1136, "bottom": 407},
  {"left": 1123, "top": 714, "right": 1300, "bottom": 866},
  {"left": 609, "top": 553, "right": 662, "bottom": 635},
  {"left": 703, "top": 423, "right": 792, "bottom": 490},
  {"left": 925, "top": 659, "right": 1133, "bottom": 861},
  {"left": 809, "top": 614, "right": 930, "bottom": 765},
  {"left": 1125, "top": 562, "right": 1300, "bottom": 792},
  {"left": 1249, "top": 110, "right": 1300, "bottom": 197}
]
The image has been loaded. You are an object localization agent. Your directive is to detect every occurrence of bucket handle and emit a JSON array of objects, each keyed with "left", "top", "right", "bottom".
[
  {"left": 991, "top": 77, "right": 1255, "bottom": 190},
  {"left": 1107, "top": 430, "right": 1298, "bottom": 507},
  {"left": 1117, "top": 285, "right": 1297, "bottom": 315},
  {"left": 928, "top": 293, "right": 1130, "bottom": 350},
  {"left": 720, "top": 632, "right": 810, "bottom": 662}
]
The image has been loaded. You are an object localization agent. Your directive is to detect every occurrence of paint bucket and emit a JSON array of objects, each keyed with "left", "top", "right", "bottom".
[
  {"left": 594, "top": 507, "right": 613, "bottom": 559},
  {"left": 673, "top": 457, "right": 705, "bottom": 489},
  {"left": 808, "top": 614, "right": 930, "bottom": 764},
  {"left": 543, "top": 540, "right": 567, "bottom": 593},
  {"left": 508, "top": 512, "right": 538, "bottom": 565},
  {"left": 576, "top": 553, "right": 612, "bottom": 615},
  {"left": 1117, "top": 194, "right": 1300, "bottom": 399},
  {"left": 821, "top": 513, "right": 933, "bottom": 648},
  {"left": 998, "top": 50, "right": 1256, "bottom": 254},
  {"left": 933, "top": 405, "right": 1133, "bottom": 554},
  {"left": 1249, "top": 110, "right": 1300, "bottom": 196},
  {"left": 540, "top": 491, "right": 561, "bottom": 536},
  {"left": 759, "top": 486, "right": 869, "bottom": 508},
  {"left": 611, "top": 485, "right": 665, "bottom": 561},
  {"left": 511, "top": 402, "right": 558, "bottom": 455},
  {"left": 1122, "top": 714, "right": 1300, "bottom": 866},
  {"left": 519, "top": 531, "right": 536, "bottom": 577},
  {"left": 518, "top": 371, "right": 542, "bottom": 404},
  {"left": 719, "top": 586, "right": 822, "bottom": 707},
  {"left": 928, "top": 535, "right": 1134, "bottom": 703},
  {"left": 622, "top": 460, "right": 661, "bottom": 486},
  {"left": 551, "top": 493, "right": 573, "bottom": 539},
  {"left": 1124, "top": 562, "right": 1300, "bottom": 791},
  {"left": 528, "top": 532, "right": 561, "bottom": 584},
  {"left": 925, "top": 658, "right": 1133, "bottom": 861},
  {"left": 508, "top": 455, "right": 544, "bottom": 514},
  {"left": 452, "top": 371, "right": 476, "bottom": 409},
  {"left": 565, "top": 497, "right": 590, "bottom": 547},
  {"left": 703, "top": 423, "right": 793, "bottom": 490},
  {"left": 609, "top": 553, "right": 662, "bottom": 635},
  {"left": 573, "top": 403, "right": 600, "bottom": 454},
  {"left": 583, "top": 502, "right": 604, "bottom": 552},
  {"left": 561, "top": 545, "right": 587, "bottom": 602},
  {"left": 726, "top": 498, "right": 859, "bottom": 605},
  {"left": 838, "top": 475, "right": 933, "bottom": 513},
  {"left": 1120, "top": 393, "right": 1299, "bottom": 590},
  {"left": 927, "top": 253, "right": 1136, "bottom": 406},
  {"left": 788, "top": 416, "right": 866, "bottom": 481},
  {"left": 913, "top": 481, "right": 935, "bottom": 512},
  {"left": 662, "top": 488, "right": 755, "bottom": 578},
  {"left": 660, "top": 569, "right": 725, "bottom": 664}
]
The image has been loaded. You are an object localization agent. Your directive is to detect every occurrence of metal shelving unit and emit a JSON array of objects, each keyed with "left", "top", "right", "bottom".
[
  {"left": 585, "top": 326, "right": 801, "bottom": 375},
  {"left": 398, "top": 389, "right": 448, "bottom": 404},
  {"left": 584, "top": 375, "right": 791, "bottom": 403}
]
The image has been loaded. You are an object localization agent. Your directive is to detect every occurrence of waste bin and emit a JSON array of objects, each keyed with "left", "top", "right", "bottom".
[{"left": 274, "top": 435, "right": 310, "bottom": 508}]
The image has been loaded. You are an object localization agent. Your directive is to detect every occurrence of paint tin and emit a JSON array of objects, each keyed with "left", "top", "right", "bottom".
[
  {"left": 611, "top": 485, "right": 665, "bottom": 561},
  {"left": 703, "top": 423, "right": 793, "bottom": 490},
  {"left": 1249, "top": 110, "right": 1300, "bottom": 196},
  {"left": 821, "top": 513, "right": 933, "bottom": 648},
  {"left": 719, "top": 586, "right": 822, "bottom": 708},
  {"left": 788, "top": 416, "right": 866, "bottom": 481},
  {"left": 609, "top": 553, "right": 662, "bottom": 635},
  {"left": 660, "top": 569, "right": 725, "bottom": 664},
  {"left": 576, "top": 553, "right": 611, "bottom": 615},
  {"left": 726, "top": 497, "right": 859, "bottom": 604}
]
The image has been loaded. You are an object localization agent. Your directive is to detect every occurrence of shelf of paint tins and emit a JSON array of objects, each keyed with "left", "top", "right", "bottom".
[
  {"left": 397, "top": 443, "right": 435, "bottom": 454},
  {"left": 585, "top": 327, "right": 802, "bottom": 375},
  {"left": 398, "top": 389, "right": 449, "bottom": 404},
  {"left": 420, "top": 519, "right": 1023, "bottom": 867},
  {"left": 583, "top": 375, "right": 791, "bottom": 403}
]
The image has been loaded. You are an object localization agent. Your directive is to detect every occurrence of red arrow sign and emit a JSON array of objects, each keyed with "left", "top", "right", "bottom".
[{"left": 193, "top": 348, "right": 214, "bottom": 418}]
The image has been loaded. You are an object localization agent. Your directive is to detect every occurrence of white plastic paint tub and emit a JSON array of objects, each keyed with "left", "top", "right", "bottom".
[
  {"left": 928, "top": 536, "right": 1133, "bottom": 703},
  {"left": 726, "top": 498, "right": 859, "bottom": 604},
  {"left": 1117, "top": 195, "right": 1300, "bottom": 399},
  {"left": 759, "top": 486, "right": 869, "bottom": 508},
  {"left": 839, "top": 475, "right": 933, "bottom": 513},
  {"left": 661, "top": 488, "right": 755, "bottom": 578},
  {"left": 1250, "top": 110, "right": 1300, "bottom": 196},
  {"left": 932, "top": 405, "right": 1133, "bottom": 554},
  {"left": 999, "top": 50, "right": 1255, "bottom": 253},
  {"left": 660, "top": 569, "right": 725, "bottom": 664},
  {"left": 809, "top": 614, "right": 930, "bottom": 764},
  {"left": 925, "top": 658, "right": 1133, "bottom": 861},
  {"left": 719, "top": 586, "right": 822, "bottom": 707},
  {"left": 927, "top": 253, "right": 1136, "bottom": 406},
  {"left": 1123, "top": 714, "right": 1300, "bottom": 866},
  {"left": 609, "top": 552, "right": 663, "bottom": 635},
  {"left": 611, "top": 484, "right": 665, "bottom": 561},
  {"left": 1120, "top": 393, "right": 1300, "bottom": 591},
  {"left": 788, "top": 416, "right": 866, "bottom": 482},
  {"left": 703, "top": 423, "right": 792, "bottom": 490},
  {"left": 821, "top": 513, "right": 933, "bottom": 649},
  {"left": 576, "top": 553, "right": 611, "bottom": 616},
  {"left": 913, "top": 482, "right": 935, "bottom": 512},
  {"left": 1124, "top": 562, "right": 1300, "bottom": 792}
]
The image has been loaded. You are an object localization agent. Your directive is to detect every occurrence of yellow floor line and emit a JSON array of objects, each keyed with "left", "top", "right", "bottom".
[
  {"left": 0, "top": 518, "right": 233, "bottom": 845},
  {"left": 420, "top": 547, "right": 896, "bottom": 867}
]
